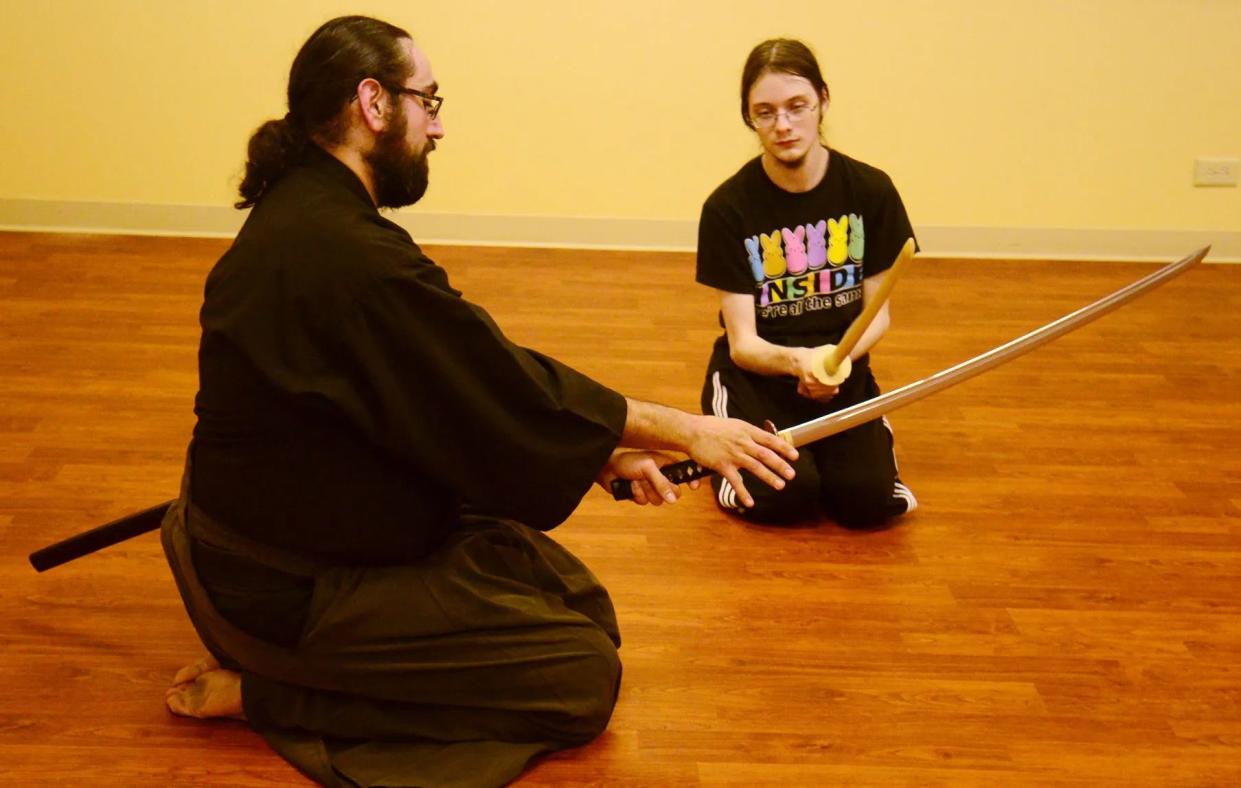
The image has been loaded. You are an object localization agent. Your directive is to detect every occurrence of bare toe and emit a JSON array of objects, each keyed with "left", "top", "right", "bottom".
[
  {"left": 164, "top": 668, "right": 244, "bottom": 720},
  {"left": 165, "top": 685, "right": 194, "bottom": 717},
  {"left": 172, "top": 655, "right": 220, "bottom": 686}
]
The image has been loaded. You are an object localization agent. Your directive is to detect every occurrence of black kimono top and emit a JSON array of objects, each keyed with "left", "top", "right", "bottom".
[{"left": 191, "top": 147, "right": 627, "bottom": 566}]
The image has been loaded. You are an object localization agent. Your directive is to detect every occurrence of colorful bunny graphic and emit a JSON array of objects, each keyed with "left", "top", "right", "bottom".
[
  {"left": 744, "top": 236, "right": 765, "bottom": 282},
  {"left": 806, "top": 219, "right": 828, "bottom": 270},
  {"left": 827, "top": 215, "right": 850, "bottom": 266},
  {"left": 848, "top": 213, "right": 865, "bottom": 262},
  {"left": 782, "top": 226, "right": 808, "bottom": 275},
  {"left": 760, "top": 230, "right": 787, "bottom": 278}
]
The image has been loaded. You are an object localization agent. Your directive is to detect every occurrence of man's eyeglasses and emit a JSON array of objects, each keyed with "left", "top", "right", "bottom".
[
  {"left": 750, "top": 103, "right": 817, "bottom": 129},
  {"left": 384, "top": 84, "right": 443, "bottom": 120}
]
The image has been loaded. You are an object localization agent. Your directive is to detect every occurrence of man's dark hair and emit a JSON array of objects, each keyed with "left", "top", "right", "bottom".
[
  {"left": 236, "top": 15, "right": 414, "bottom": 208},
  {"left": 739, "top": 38, "right": 831, "bottom": 130}
]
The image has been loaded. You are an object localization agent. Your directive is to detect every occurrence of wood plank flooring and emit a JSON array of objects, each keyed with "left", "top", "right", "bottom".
[{"left": 1, "top": 232, "right": 1238, "bottom": 786}]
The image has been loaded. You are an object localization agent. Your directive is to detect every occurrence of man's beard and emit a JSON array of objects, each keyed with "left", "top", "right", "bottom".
[
  {"left": 769, "top": 150, "right": 807, "bottom": 170},
  {"left": 768, "top": 141, "right": 811, "bottom": 170},
  {"left": 368, "top": 114, "right": 432, "bottom": 209}
]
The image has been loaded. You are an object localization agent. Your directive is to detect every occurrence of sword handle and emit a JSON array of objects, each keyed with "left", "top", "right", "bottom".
[
  {"left": 29, "top": 500, "right": 173, "bottom": 572},
  {"left": 610, "top": 459, "right": 711, "bottom": 501},
  {"left": 609, "top": 420, "right": 790, "bottom": 501}
]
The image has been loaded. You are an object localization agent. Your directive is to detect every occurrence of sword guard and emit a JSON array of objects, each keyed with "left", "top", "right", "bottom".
[
  {"left": 763, "top": 419, "right": 795, "bottom": 445},
  {"left": 811, "top": 344, "right": 852, "bottom": 386}
]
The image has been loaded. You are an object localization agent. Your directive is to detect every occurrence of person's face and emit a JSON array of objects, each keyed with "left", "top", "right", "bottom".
[
  {"left": 369, "top": 40, "right": 445, "bottom": 209},
  {"left": 747, "top": 70, "right": 824, "bottom": 168}
]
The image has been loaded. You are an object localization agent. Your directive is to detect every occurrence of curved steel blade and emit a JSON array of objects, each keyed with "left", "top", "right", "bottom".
[{"left": 779, "top": 245, "right": 1210, "bottom": 447}]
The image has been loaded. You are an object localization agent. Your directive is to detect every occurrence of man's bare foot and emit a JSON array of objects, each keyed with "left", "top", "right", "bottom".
[
  {"left": 166, "top": 656, "right": 245, "bottom": 720},
  {"left": 172, "top": 655, "right": 219, "bottom": 686}
]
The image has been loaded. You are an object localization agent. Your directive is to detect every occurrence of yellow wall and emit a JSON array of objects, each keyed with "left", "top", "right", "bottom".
[{"left": 1, "top": 0, "right": 1238, "bottom": 231}]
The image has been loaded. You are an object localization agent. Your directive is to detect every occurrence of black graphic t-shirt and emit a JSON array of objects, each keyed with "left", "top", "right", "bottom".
[{"left": 696, "top": 148, "right": 916, "bottom": 346}]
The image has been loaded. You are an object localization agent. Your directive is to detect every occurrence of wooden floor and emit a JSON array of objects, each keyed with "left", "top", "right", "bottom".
[{"left": 1, "top": 231, "right": 1239, "bottom": 786}]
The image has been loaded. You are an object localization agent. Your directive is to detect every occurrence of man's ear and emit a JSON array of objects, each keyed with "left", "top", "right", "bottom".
[{"left": 356, "top": 78, "right": 390, "bottom": 133}]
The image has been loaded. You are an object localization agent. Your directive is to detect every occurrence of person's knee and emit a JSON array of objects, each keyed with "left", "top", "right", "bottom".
[
  {"left": 713, "top": 471, "right": 820, "bottom": 524},
  {"left": 539, "top": 626, "right": 621, "bottom": 744},
  {"left": 579, "top": 630, "right": 622, "bottom": 739},
  {"left": 823, "top": 477, "right": 909, "bottom": 529},
  {"left": 709, "top": 479, "right": 814, "bottom": 526}
]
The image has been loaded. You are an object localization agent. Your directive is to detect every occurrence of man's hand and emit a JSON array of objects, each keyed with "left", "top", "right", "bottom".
[
  {"left": 794, "top": 347, "right": 840, "bottom": 402},
  {"left": 684, "top": 416, "right": 798, "bottom": 508},
  {"left": 596, "top": 450, "right": 700, "bottom": 505}
]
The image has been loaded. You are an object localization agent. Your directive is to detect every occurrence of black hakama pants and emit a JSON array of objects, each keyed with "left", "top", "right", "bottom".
[{"left": 161, "top": 470, "right": 622, "bottom": 787}]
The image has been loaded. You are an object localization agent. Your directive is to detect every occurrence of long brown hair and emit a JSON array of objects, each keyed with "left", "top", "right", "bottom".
[
  {"left": 739, "top": 38, "right": 830, "bottom": 129},
  {"left": 235, "top": 15, "right": 413, "bottom": 208}
]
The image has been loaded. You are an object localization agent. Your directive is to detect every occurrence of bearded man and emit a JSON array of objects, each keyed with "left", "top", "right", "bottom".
[{"left": 160, "top": 15, "right": 796, "bottom": 788}]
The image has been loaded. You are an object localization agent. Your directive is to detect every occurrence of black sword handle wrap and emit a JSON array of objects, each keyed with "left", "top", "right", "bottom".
[
  {"left": 29, "top": 500, "right": 173, "bottom": 572},
  {"left": 610, "top": 459, "right": 712, "bottom": 501}
]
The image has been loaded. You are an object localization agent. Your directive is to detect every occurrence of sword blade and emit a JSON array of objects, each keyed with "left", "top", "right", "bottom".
[
  {"left": 610, "top": 245, "right": 1209, "bottom": 500},
  {"left": 780, "top": 245, "right": 1209, "bottom": 447}
]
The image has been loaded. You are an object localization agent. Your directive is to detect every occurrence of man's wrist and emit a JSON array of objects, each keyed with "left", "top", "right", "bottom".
[{"left": 622, "top": 398, "right": 696, "bottom": 453}]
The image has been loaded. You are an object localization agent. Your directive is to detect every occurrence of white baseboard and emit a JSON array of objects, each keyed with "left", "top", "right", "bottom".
[
  {"left": 0, "top": 198, "right": 1236, "bottom": 262},
  {"left": 914, "top": 226, "right": 1237, "bottom": 262},
  {"left": 0, "top": 199, "right": 244, "bottom": 239}
]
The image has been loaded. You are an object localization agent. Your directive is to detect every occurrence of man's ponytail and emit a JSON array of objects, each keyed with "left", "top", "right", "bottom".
[{"left": 235, "top": 115, "right": 308, "bottom": 209}]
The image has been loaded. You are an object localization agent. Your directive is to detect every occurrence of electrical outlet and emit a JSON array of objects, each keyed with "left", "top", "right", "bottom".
[{"left": 1193, "top": 157, "right": 1239, "bottom": 187}]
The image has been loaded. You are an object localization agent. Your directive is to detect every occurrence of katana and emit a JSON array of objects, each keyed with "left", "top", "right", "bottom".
[
  {"left": 28, "top": 247, "right": 1210, "bottom": 559},
  {"left": 612, "top": 245, "right": 1210, "bottom": 500}
]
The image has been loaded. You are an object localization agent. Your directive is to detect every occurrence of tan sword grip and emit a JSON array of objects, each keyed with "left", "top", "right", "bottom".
[{"left": 819, "top": 236, "right": 916, "bottom": 379}]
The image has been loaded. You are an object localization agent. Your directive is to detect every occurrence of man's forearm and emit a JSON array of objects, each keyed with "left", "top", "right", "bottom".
[{"left": 620, "top": 398, "right": 699, "bottom": 452}]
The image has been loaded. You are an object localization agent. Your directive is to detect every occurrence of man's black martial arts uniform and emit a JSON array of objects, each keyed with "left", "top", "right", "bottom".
[{"left": 162, "top": 147, "right": 628, "bottom": 787}]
